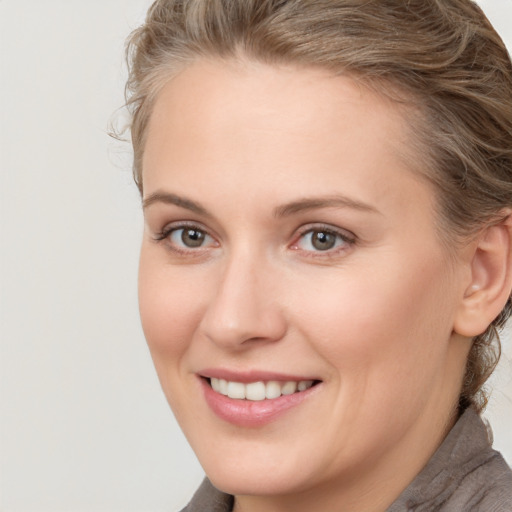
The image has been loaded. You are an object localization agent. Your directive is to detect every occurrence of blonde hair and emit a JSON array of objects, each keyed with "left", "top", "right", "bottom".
[{"left": 124, "top": 0, "right": 512, "bottom": 412}]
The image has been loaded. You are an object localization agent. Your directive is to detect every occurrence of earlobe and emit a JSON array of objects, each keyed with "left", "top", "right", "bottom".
[{"left": 454, "top": 210, "right": 512, "bottom": 338}]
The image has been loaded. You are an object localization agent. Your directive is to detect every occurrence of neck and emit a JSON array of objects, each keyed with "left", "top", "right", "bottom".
[{"left": 233, "top": 403, "right": 460, "bottom": 512}]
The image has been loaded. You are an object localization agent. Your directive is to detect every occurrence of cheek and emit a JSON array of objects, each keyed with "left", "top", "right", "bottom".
[
  {"left": 138, "top": 248, "right": 205, "bottom": 370},
  {"left": 295, "top": 255, "right": 458, "bottom": 395}
]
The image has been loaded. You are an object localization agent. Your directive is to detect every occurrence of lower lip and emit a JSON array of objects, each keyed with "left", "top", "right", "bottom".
[{"left": 201, "top": 378, "right": 319, "bottom": 427}]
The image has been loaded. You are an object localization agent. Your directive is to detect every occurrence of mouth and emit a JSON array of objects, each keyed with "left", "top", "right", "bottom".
[
  {"left": 207, "top": 377, "right": 319, "bottom": 401},
  {"left": 199, "top": 371, "right": 323, "bottom": 426}
]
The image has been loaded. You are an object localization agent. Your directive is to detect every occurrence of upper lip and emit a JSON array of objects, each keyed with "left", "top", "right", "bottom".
[{"left": 198, "top": 368, "right": 321, "bottom": 383}]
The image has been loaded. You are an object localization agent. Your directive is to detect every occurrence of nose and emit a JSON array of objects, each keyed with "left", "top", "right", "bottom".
[{"left": 198, "top": 251, "right": 287, "bottom": 350}]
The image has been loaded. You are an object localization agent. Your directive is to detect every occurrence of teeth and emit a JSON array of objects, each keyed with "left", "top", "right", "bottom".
[
  {"left": 245, "top": 381, "right": 266, "bottom": 401},
  {"left": 218, "top": 378, "right": 228, "bottom": 395},
  {"left": 298, "top": 380, "right": 313, "bottom": 392},
  {"left": 227, "top": 381, "right": 246, "bottom": 399},
  {"left": 281, "top": 381, "right": 298, "bottom": 395},
  {"left": 211, "top": 377, "right": 221, "bottom": 392},
  {"left": 265, "top": 381, "right": 281, "bottom": 399},
  {"left": 209, "top": 378, "right": 315, "bottom": 401}
]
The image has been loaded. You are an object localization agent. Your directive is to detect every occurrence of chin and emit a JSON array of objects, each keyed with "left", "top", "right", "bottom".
[{"left": 206, "top": 467, "right": 309, "bottom": 498}]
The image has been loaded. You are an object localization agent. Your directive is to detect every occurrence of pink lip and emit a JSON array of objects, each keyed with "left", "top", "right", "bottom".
[{"left": 199, "top": 373, "right": 321, "bottom": 428}]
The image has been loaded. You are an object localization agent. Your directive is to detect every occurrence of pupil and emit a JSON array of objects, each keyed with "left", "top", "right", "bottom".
[
  {"left": 312, "top": 231, "right": 335, "bottom": 250},
  {"left": 182, "top": 229, "right": 205, "bottom": 247}
]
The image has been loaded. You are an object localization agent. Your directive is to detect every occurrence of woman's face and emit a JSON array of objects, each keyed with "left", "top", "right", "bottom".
[{"left": 139, "top": 60, "right": 471, "bottom": 505}]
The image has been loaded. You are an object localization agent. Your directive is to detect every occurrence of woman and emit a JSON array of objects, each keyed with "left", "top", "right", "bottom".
[{"left": 124, "top": 0, "right": 512, "bottom": 510}]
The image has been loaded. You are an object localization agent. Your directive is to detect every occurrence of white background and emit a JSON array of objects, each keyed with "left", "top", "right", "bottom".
[{"left": 1, "top": 1, "right": 511, "bottom": 511}]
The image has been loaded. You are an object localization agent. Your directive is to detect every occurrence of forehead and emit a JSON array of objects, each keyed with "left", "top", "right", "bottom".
[
  {"left": 142, "top": 59, "right": 431, "bottom": 221},
  {"left": 145, "top": 59, "right": 410, "bottom": 141}
]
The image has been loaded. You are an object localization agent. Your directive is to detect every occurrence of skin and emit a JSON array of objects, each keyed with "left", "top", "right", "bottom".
[{"left": 138, "top": 59, "right": 477, "bottom": 512}]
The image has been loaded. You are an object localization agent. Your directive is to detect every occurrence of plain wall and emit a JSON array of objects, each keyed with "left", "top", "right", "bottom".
[{"left": 1, "top": 1, "right": 511, "bottom": 511}]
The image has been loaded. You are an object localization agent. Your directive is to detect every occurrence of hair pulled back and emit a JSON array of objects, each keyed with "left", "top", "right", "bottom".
[{"left": 124, "top": 0, "right": 512, "bottom": 412}]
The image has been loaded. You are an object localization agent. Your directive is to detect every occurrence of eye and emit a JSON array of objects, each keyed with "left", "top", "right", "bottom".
[
  {"left": 170, "top": 227, "right": 209, "bottom": 248},
  {"left": 293, "top": 227, "right": 354, "bottom": 253},
  {"left": 155, "top": 223, "right": 218, "bottom": 253}
]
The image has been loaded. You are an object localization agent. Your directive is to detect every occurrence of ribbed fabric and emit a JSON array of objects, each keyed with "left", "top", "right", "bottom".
[{"left": 181, "top": 478, "right": 233, "bottom": 512}]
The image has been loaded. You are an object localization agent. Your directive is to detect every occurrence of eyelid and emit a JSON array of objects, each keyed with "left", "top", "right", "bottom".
[
  {"left": 294, "top": 223, "right": 356, "bottom": 241},
  {"left": 151, "top": 220, "right": 355, "bottom": 257},
  {"left": 154, "top": 220, "right": 213, "bottom": 240},
  {"left": 153, "top": 220, "right": 219, "bottom": 253},
  {"left": 290, "top": 223, "right": 356, "bottom": 253}
]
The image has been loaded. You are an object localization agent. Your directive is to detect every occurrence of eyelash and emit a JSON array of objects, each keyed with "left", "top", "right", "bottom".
[
  {"left": 153, "top": 222, "right": 356, "bottom": 257},
  {"left": 290, "top": 224, "right": 356, "bottom": 258},
  {"left": 154, "top": 222, "right": 217, "bottom": 255}
]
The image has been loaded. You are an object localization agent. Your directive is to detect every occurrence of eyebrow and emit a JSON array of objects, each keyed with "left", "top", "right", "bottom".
[
  {"left": 142, "top": 191, "right": 211, "bottom": 216},
  {"left": 142, "top": 191, "right": 379, "bottom": 218},
  {"left": 273, "top": 195, "right": 380, "bottom": 218}
]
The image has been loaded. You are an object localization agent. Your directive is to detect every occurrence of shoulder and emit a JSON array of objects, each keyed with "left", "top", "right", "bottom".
[
  {"left": 446, "top": 448, "right": 512, "bottom": 512},
  {"left": 388, "top": 408, "right": 512, "bottom": 511},
  {"left": 180, "top": 478, "right": 233, "bottom": 512}
]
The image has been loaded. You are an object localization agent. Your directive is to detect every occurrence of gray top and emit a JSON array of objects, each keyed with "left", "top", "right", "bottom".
[{"left": 181, "top": 408, "right": 512, "bottom": 511}]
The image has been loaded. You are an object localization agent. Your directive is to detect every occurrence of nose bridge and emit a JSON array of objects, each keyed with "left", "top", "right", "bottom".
[{"left": 199, "top": 244, "right": 286, "bottom": 348}]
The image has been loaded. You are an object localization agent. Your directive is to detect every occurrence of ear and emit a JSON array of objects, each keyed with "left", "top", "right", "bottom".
[{"left": 454, "top": 211, "right": 512, "bottom": 338}]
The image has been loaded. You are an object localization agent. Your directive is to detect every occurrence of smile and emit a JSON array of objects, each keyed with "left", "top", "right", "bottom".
[
  {"left": 202, "top": 376, "right": 322, "bottom": 427},
  {"left": 209, "top": 378, "right": 316, "bottom": 401}
]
